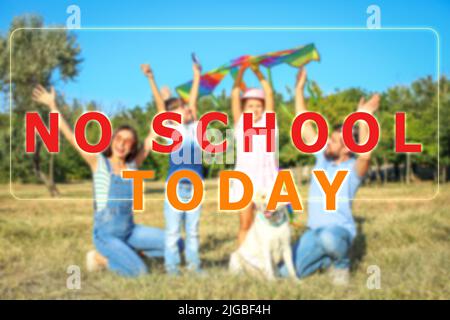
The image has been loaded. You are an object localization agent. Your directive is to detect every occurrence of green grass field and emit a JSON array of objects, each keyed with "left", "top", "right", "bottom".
[{"left": 0, "top": 180, "right": 449, "bottom": 299}]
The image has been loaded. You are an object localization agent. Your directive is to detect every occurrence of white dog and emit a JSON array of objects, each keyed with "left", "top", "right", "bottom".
[{"left": 229, "top": 199, "right": 298, "bottom": 281}]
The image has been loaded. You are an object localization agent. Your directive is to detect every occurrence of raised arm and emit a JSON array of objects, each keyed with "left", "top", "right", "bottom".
[
  {"left": 32, "top": 85, "right": 97, "bottom": 170},
  {"left": 250, "top": 64, "right": 274, "bottom": 112},
  {"left": 188, "top": 62, "right": 201, "bottom": 120},
  {"left": 355, "top": 94, "right": 380, "bottom": 177},
  {"left": 134, "top": 126, "right": 155, "bottom": 168},
  {"left": 295, "top": 67, "right": 317, "bottom": 145},
  {"left": 141, "top": 64, "right": 165, "bottom": 114},
  {"left": 231, "top": 65, "right": 248, "bottom": 124}
]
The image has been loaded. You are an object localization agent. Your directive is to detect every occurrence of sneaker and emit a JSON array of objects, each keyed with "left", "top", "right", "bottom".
[
  {"left": 86, "top": 250, "right": 107, "bottom": 272},
  {"left": 329, "top": 267, "right": 350, "bottom": 286}
]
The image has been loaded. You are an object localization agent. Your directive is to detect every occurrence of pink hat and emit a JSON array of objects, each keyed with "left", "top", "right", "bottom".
[{"left": 242, "top": 88, "right": 265, "bottom": 101}]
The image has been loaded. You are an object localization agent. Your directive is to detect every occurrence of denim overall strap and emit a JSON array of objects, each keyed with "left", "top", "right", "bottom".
[
  {"left": 93, "top": 158, "right": 134, "bottom": 239},
  {"left": 105, "top": 158, "right": 133, "bottom": 211}
]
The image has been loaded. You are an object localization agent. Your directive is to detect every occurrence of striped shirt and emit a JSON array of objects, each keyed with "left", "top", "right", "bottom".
[{"left": 93, "top": 154, "right": 136, "bottom": 211}]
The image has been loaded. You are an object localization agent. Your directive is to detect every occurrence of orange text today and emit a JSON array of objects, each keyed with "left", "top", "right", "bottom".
[{"left": 122, "top": 169, "right": 349, "bottom": 212}]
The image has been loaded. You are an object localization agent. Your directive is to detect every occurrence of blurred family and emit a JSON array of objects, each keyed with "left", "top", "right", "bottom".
[{"left": 31, "top": 57, "right": 379, "bottom": 284}]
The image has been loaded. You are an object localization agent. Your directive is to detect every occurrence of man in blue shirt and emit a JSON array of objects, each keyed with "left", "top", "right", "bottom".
[
  {"left": 287, "top": 68, "right": 380, "bottom": 285},
  {"left": 142, "top": 62, "right": 204, "bottom": 275}
]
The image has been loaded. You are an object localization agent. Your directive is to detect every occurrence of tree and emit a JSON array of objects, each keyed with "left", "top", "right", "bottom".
[
  {"left": 0, "top": 15, "right": 82, "bottom": 196},
  {"left": 438, "top": 76, "right": 450, "bottom": 182}
]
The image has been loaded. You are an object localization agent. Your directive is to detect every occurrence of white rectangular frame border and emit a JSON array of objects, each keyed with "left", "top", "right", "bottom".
[{"left": 9, "top": 27, "right": 441, "bottom": 202}]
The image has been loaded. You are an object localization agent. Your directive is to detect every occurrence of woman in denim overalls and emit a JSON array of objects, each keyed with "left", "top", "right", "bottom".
[
  {"left": 32, "top": 85, "right": 165, "bottom": 277},
  {"left": 92, "top": 152, "right": 165, "bottom": 277}
]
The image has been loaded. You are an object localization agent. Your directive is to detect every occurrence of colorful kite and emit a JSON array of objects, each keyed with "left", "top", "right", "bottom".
[{"left": 176, "top": 43, "right": 320, "bottom": 102}]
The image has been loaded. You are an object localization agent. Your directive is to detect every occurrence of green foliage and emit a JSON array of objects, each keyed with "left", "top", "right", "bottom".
[
  {"left": 374, "top": 76, "right": 441, "bottom": 168},
  {"left": 0, "top": 15, "right": 81, "bottom": 114},
  {"left": 0, "top": 15, "right": 82, "bottom": 185}
]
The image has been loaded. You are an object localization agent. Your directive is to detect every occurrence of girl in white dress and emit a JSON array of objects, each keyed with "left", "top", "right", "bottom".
[{"left": 230, "top": 64, "right": 279, "bottom": 245}]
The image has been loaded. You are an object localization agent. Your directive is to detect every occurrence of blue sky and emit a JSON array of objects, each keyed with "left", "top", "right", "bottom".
[{"left": 1, "top": 0, "right": 448, "bottom": 113}]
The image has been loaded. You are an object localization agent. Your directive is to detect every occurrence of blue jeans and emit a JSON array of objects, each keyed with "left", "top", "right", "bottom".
[
  {"left": 280, "top": 225, "right": 352, "bottom": 278},
  {"left": 94, "top": 210, "right": 165, "bottom": 277},
  {"left": 164, "top": 182, "right": 201, "bottom": 274}
]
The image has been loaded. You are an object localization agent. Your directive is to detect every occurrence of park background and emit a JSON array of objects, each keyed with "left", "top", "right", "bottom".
[{"left": 0, "top": 0, "right": 449, "bottom": 299}]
